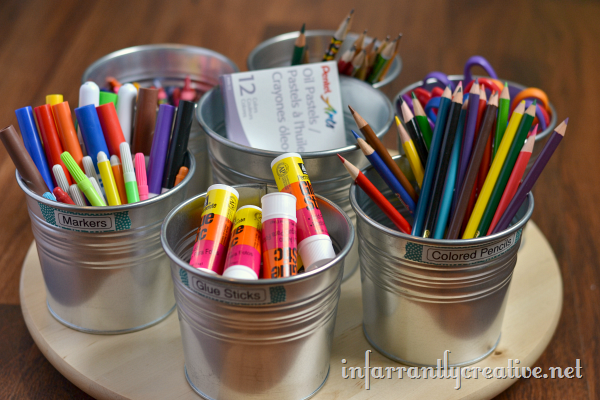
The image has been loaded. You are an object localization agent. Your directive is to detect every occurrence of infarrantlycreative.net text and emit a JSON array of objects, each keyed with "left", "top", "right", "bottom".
[{"left": 341, "top": 351, "right": 583, "bottom": 390}]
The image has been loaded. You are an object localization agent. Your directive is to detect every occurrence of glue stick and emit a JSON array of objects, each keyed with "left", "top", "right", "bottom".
[
  {"left": 190, "top": 184, "right": 239, "bottom": 274},
  {"left": 271, "top": 153, "right": 336, "bottom": 270},
  {"left": 261, "top": 193, "right": 298, "bottom": 279},
  {"left": 222, "top": 205, "right": 263, "bottom": 280}
]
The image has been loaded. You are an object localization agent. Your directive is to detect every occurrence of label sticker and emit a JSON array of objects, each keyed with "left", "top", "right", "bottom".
[{"left": 37, "top": 202, "right": 131, "bottom": 232}]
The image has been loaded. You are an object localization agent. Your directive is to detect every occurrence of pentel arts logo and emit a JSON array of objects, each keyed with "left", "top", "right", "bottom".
[{"left": 320, "top": 65, "right": 338, "bottom": 128}]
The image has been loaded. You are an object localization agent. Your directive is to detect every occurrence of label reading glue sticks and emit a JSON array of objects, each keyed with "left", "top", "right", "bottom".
[
  {"left": 190, "top": 185, "right": 239, "bottom": 274},
  {"left": 222, "top": 206, "right": 263, "bottom": 280}
]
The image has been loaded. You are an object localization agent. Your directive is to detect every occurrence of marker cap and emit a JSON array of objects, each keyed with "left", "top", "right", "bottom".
[
  {"left": 261, "top": 192, "right": 297, "bottom": 222},
  {"left": 222, "top": 265, "right": 259, "bottom": 280},
  {"left": 270, "top": 152, "right": 303, "bottom": 168},
  {"left": 99, "top": 91, "right": 118, "bottom": 106},
  {"left": 46, "top": 94, "right": 63, "bottom": 106},
  {"left": 298, "top": 234, "right": 336, "bottom": 271}
]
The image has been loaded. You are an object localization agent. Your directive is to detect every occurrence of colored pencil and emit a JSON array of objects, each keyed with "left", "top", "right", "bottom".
[
  {"left": 411, "top": 92, "right": 434, "bottom": 150},
  {"left": 322, "top": 11, "right": 353, "bottom": 61},
  {"left": 422, "top": 83, "right": 463, "bottom": 238},
  {"left": 378, "top": 33, "right": 402, "bottom": 82},
  {"left": 348, "top": 105, "right": 417, "bottom": 202},
  {"left": 400, "top": 100, "right": 428, "bottom": 165},
  {"left": 348, "top": 49, "right": 366, "bottom": 77},
  {"left": 446, "top": 92, "right": 499, "bottom": 239},
  {"left": 412, "top": 86, "right": 452, "bottom": 236},
  {"left": 352, "top": 29, "right": 367, "bottom": 54},
  {"left": 338, "top": 154, "right": 412, "bottom": 234},
  {"left": 465, "top": 101, "right": 536, "bottom": 238},
  {"left": 366, "top": 36, "right": 395, "bottom": 84},
  {"left": 301, "top": 45, "right": 310, "bottom": 64},
  {"left": 337, "top": 45, "right": 356, "bottom": 75},
  {"left": 493, "top": 83, "right": 510, "bottom": 159},
  {"left": 353, "top": 130, "right": 415, "bottom": 214},
  {"left": 474, "top": 85, "right": 487, "bottom": 140},
  {"left": 454, "top": 81, "right": 480, "bottom": 206},
  {"left": 396, "top": 117, "right": 424, "bottom": 187},
  {"left": 487, "top": 128, "right": 536, "bottom": 235},
  {"left": 291, "top": 23, "right": 306, "bottom": 66},
  {"left": 354, "top": 50, "right": 370, "bottom": 80},
  {"left": 491, "top": 118, "right": 568, "bottom": 234}
]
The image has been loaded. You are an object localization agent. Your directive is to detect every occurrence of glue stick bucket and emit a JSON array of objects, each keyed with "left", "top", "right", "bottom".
[
  {"left": 395, "top": 75, "right": 557, "bottom": 172},
  {"left": 350, "top": 156, "right": 534, "bottom": 367},
  {"left": 161, "top": 184, "right": 354, "bottom": 400},
  {"left": 16, "top": 152, "right": 196, "bottom": 334},
  {"left": 197, "top": 75, "right": 393, "bottom": 281},
  {"left": 247, "top": 30, "right": 402, "bottom": 89},
  {"left": 82, "top": 44, "right": 239, "bottom": 196}
]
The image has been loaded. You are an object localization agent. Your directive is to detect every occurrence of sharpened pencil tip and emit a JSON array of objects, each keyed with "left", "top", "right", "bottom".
[
  {"left": 301, "top": 23, "right": 305, "bottom": 33},
  {"left": 347, "top": 105, "right": 355, "bottom": 114},
  {"left": 395, "top": 116, "right": 401, "bottom": 126},
  {"left": 351, "top": 129, "right": 360, "bottom": 139},
  {"left": 565, "top": 117, "right": 569, "bottom": 125},
  {"left": 349, "top": 9, "right": 354, "bottom": 14},
  {"left": 337, "top": 154, "right": 345, "bottom": 163}
]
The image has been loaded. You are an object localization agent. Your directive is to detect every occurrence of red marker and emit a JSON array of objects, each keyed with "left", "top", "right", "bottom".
[
  {"left": 53, "top": 187, "right": 75, "bottom": 205},
  {"left": 33, "top": 105, "right": 73, "bottom": 186},
  {"left": 96, "top": 103, "right": 126, "bottom": 158}
]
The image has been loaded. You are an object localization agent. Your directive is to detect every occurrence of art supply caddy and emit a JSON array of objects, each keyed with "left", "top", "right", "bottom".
[{"left": 4, "top": 8, "right": 568, "bottom": 399}]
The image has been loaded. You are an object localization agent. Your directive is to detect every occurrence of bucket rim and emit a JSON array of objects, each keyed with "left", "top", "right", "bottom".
[
  {"left": 16, "top": 150, "right": 196, "bottom": 211},
  {"left": 196, "top": 76, "right": 394, "bottom": 158},
  {"left": 160, "top": 183, "right": 355, "bottom": 285}
]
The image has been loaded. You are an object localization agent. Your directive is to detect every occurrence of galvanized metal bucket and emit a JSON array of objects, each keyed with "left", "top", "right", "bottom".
[
  {"left": 197, "top": 75, "right": 392, "bottom": 281},
  {"left": 17, "top": 152, "right": 196, "bottom": 334},
  {"left": 247, "top": 30, "right": 402, "bottom": 89},
  {"left": 82, "top": 44, "right": 239, "bottom": 197},
  {"left": 350, "top": 157, "right": 534, "bottom": 367},
  {"left": 161, "top": 184, "right": 354, "bottom": 400},
  {"left": 395, "top": 75, "right": 557, "bottom": 171}
]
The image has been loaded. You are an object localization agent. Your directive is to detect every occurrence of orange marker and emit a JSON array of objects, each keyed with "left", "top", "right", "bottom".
[
  {"left": 174, "top": 166, "right": 189, "bottom": 186},
  {"left": 110, "top": 155, "right": 128, "bottom": 204},
  {"left": 52, "top": 102, "right": 84, "bottom": 169},
  {"left": 34, "top": 104, "right": 73, "bottom": 186}
]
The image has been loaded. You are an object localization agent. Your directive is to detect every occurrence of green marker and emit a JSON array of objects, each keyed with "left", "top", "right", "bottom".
[
  {"left": 291, "top": 23, "right": 306, "bottom": 66},
  {"left": 493, "top": 82, "right": 510, "bottom": 159},
  {"left": 99, "top": 91, "right": 118, "bottom": 107},
  {"left": 60, "top": 151, "right": 106, "bottom": 206},
  {"left": 119, "top": 142, "right": 140, "bottom": 203}
]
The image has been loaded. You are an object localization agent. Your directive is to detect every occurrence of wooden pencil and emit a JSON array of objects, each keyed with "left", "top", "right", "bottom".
[
  {"left": 322, "top": 11, "right": 353, "bottom": 61},
  {"left": 401, "top": 100, "right": 428, "bottom": 165},
  {"left": 378, "top": 33, "right": 402, "bottom": 82},
  {"left": 412, "top": 92, "right": 434, "bottom": 149},
  {"left": 337, "top": 45, "right": 356, "bottom": 75},
  {"left": 396, "top": 117, "right": 424, "bottom": 187},
  {"left": 291, "top": 23, "right": 306, "bottom": 66},
  {"left": 352, "top": 29, "right": 367, "bottom": 55}
]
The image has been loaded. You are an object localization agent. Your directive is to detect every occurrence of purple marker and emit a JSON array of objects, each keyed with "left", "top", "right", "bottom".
[{"left": 147, "top": 104, "right": 175, "bottom": 197}]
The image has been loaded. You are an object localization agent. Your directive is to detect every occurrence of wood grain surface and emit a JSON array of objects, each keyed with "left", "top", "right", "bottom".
[{"left": 0, "top": 0, "right": 596, "bottom": 399}]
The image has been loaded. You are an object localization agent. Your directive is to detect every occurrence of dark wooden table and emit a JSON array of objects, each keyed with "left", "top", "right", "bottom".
[{"left": 0, "top": 0, "right": 596, "bottom": 398}]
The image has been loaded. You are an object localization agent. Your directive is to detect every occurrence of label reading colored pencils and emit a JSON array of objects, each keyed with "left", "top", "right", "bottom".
[
  {"left": 219, "top": 61, "right": 346, "bottom": 152},
  {"left": 37, "top": 202, "right": 131, "bottom": 232}
]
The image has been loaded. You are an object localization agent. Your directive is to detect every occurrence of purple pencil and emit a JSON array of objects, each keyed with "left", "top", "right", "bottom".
[
  {"left": 491, "top": 118, "right": 568, "bottom": 234},
  {"left": 453, "top": 81, "right": 480, "bottom": 213},
  {"left": 147, "top": 104, "right": 176, "bottom": 197}
]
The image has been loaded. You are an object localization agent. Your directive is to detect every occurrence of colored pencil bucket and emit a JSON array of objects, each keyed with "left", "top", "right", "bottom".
[
  {"left": 350, "top": 156, "right": 534, "bottom": 367},
  {"left": 247, "top": 30, "right": 402, "bottom": 89},
  {"left": 395, "top": 75, "right": 557, "bottom": 172},
  {"left": 161, "top": 184, "right": 354, "bottom": 400},
  {"left": 196, "top": 75, "right": 393, "bottom": 281},
  {"left": 16, "top": 152, "right": 196, "bottom": 334},
  {"left": 82, "top": 44, "right": 239, "bottom": 197}
]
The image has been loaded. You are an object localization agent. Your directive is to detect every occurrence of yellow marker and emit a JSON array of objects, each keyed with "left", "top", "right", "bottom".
[
  {"left": 395, "top": 116, "right": 424, "bottom": 187},
  {"left": 46, "top": 94, "right": 63, "bottom": 106},
  {"left": 462, "top": 101, "right": 526, "bottom": 238},
  {"left": 97, "top": 151, "right": 122, "bottom": 206}
]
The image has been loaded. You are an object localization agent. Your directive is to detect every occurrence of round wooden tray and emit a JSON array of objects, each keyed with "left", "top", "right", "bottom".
[{"left": 20, "top": 222, "right": 562, "bottom": 399}]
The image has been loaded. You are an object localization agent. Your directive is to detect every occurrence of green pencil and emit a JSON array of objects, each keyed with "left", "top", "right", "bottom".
[
  {"left": 411, "top": 92, "right": 434, "bottom": 149},
  {"left": 291, "top": 23, "right": 306, "bottom": 66},
  {"left": 475, "top": 101, "right": 537, "bottom": 237},
  {"left": 366, "top": 37, "right": 395, "bottom": 84},
  {"left": 493, "top": 83, "right": 510, "bottom": 159}
]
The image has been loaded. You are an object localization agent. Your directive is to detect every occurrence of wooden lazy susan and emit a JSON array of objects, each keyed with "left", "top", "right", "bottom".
[{"left": 20, "top": 222, "right": 562, "bottom": 399}]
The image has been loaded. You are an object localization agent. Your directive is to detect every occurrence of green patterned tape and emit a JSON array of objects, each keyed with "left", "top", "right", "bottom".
[{"left": 37, "top": 202, "right": 131, "bottom": 233}]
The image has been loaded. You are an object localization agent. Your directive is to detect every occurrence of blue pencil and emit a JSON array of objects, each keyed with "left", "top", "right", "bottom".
[
  {"left": 15, "top": 106, "right": 55, "bottom": 192},
  {"left": 434, "top": 104, "right": 467, "bottom": 239},
  {"left": 353, "top": 130, "right": 416, "bottom": 214},
  {"left": 411, "top": 86, "right": 453, "bottom": 236}
]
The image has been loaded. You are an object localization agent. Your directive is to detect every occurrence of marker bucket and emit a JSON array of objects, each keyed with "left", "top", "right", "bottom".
[
  {"left": 395, "top": 75, "right": 557, "bottom": 172},
  {"left": 82, "top": 44, "right": 239, "bottom": 197},
  {"left": 17, "top": 152, "right": 196, "bottom": 334},
  {"left": 161, "top": 184, "right": 354, "bottom": 399},
  {"left": 196, "top": 75, "right": 392, "bottom": 281},
  {"left": 247, "top": 30, "right": 402, "bottom": 89},
  {"left": 350, "top": 157, "right": 535, "bottom": 367}
]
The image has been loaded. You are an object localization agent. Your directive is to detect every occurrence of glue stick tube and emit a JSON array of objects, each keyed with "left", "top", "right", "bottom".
[
  {"left": 260, "top": 192, "right": 298, "bottom": 279},
  {"left": 222, "top": 206, "right": 263, "bottom": 280},
  {"left": 190, "top": 184, "right": 239, "bottom": 274},
  {"left": 271, "top": 153, "right": 335, "bottom": 270}
]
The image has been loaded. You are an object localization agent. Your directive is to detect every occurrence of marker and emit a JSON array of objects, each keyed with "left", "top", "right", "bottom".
[
  {"left": 61, "top": 152, "right": 106, "bottom": 206},
  {"left": 82, "top": 156, "right": 105, "bottom": 197},
  {"left": 110, "top": 155, "right": 128, "bottom": 205},
  {"left": 97, "top": 151, "right": 121, "bottom": 206},
  {"left": 33, "top": 105, "right": 73, "bottom": 186},
  {"left": 53, "top": 187, "right": 75, "bottom": 205},
  {"left": 68, "top": 184, "right": 86, "bottom": 206},
  {"left": 78, "top": 81, "right": 100, "bottom": 155},
  {"left": 96, "top": 102, "right": 126, "bottom": 158},
  {"left": 161, "top": 100, "right": 194, "bottom": 192},
  {"left": 75, "top": 104, "right": 110, "bottom": 173},
  {"left": 132, "top": 87, "right": 158, "bottom": 154},
  {"left": 89, "top": 177, "right": 104, "bottom": 201},
  {"left": 15, "top": 107, "right": 54, "bottom": 191},
  {"left": 46, "top": 94, "right": 63, "bottom": 106},
  {"left": 148, "top": 104, "right": 175, "bottom": 196},
  {"left": 52, "top": 164, "right": 70, "bottom": 193},
  {"left": 42, "top": 192, "right": 57, "bottom": 201},
  {"left": 116, "top": 83, "right": 137, "bottom": 144},
  {"left": 52, "top": 102, "right": 84, "bottom": 169},
  {"left": 99, "top": 91, "right": 118, "bottom": 106},
  {"left": 135, "top": 153, "right": 149, "bottom": 201},
  {"left": 120, "top": 142, "right": 140, "bottom": 203}
]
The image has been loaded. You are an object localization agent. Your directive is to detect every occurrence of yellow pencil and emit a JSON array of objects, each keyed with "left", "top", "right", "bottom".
[
  {"left": 395, "top": 116, "right": 424, "bottom": 187},
  {"left": 462, "top": 101, "right": 526, "bottom": 238}
]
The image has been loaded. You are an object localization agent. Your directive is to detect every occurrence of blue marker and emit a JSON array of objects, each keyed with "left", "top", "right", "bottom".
[
  {"left": 42, "top": 192, "right": 57, "bottom": 201},
  {"left": 15, "top": 107, "right": 55, "bottom": 191},
  {"left": 352, "top": 130, "right": 416, "bottom": 214},
  {"left": 74, "top": 104, "right": 109, "bottom": 173}
]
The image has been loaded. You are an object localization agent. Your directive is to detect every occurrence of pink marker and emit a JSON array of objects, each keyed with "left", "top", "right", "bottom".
[{"left": 134, "top": 153, "right": 149, "bottom": 200}]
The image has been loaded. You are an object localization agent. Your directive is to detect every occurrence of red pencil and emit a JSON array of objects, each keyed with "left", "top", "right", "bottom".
[
  {"left": 476, "top": 91, "right": 497, "bottom": 193},
  {"left": 487, "top": 125, "right": 537, "bottom": 235},
  {"left": 338, "top": 154, "right": 412, "bottom": 234}
]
